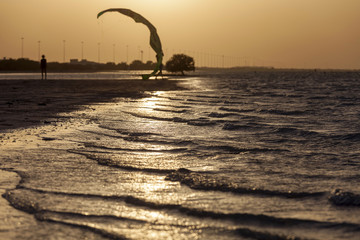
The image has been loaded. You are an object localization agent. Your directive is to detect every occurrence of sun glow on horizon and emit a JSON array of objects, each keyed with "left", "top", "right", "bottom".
[{"left": 130, "top": 0, "right": 191, "bottom": 12}]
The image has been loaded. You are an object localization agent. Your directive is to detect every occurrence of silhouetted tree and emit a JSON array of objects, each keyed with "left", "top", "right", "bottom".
[
  {"left": 165, "top": 54, "right": 195, "bottom": 75},
  {"left": 117, "top": 62, "right": 128, "bottom": 70}
]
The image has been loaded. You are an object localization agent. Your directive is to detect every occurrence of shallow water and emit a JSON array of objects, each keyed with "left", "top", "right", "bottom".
[{"left": 1, "top": 69, "right": 360, "bottom": 239}]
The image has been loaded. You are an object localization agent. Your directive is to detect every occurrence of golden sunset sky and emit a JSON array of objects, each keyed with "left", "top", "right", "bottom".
[{"left": 1, "top": 0, "right": 359, "bottom": 69}]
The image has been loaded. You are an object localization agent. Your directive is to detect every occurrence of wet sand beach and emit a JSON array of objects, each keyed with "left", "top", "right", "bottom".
[
  {"left": 1, "top": 70, "right": 360, "bottom": 239},
  {"left": 0, "top": 79, "right": 183, "bottom": 131},
  {"left": 0, "top": 78, "right": 184, "bottom": 239}
]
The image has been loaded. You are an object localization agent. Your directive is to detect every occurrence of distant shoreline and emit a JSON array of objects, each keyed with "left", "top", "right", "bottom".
[
  {"left": 1, "top": 68, "right": 360, "bottom": 74},
  {"left": 2, "top": 58, "right": 360, "bottom": 73}
]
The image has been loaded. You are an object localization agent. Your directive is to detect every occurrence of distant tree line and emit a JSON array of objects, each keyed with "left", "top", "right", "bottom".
[
  {"left": 0, "top": 58, "right": 158, "bottom": 72},
  {"left": 0, "top": 54, "right": 197, "bottom": 75}
]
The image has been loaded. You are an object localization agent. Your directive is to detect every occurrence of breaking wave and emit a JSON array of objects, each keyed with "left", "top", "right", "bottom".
[
  {"left": 166, "top": 168, "right": 325, "bottom": 199},
  {"left": 5, "top": 187, "right": 359, "bottom": 229},
  {"left": 329, "top": 189, "right": 360, "bottom": 207}
]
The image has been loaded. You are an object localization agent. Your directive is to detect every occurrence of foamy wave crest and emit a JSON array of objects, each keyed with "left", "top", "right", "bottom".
[
  {"left": 166, "top": 168, "right": 324, "bottom": 199},
  {"left": 69, "top": 150, "right": 174, "bottom": 174},
  {"left": 333, "top": 133, "right": 360, "bottom": 141},
  {"left": 274, "top": 127, "right": 320, "bottom": 137},
  {"left": 83, "top": 143, "right": 187, "bottom": 153},
  {"left": 208, "top": 112, "right": 238, "bottom": 118},
  {"left": 155, "top": 104, "right": 192, "bottom": 109},
  {"left": 187, "top": 119, "right": 216, "bottom": 126},
  {"left": 153, "top": 108, "right": 188, "bottom": 114},
  {"left": 3, "top": 188, "right": 312, "bottom": 240},
  {"left": 89, "top": 127, "right": 195, "bottom": 146},
  {"left": 204, "top": 145, "right": 287, "bottom": 154},
  {"left": 6, "top": 187, "right": 353, "bottom": 229},
  {"left": 329, "top": 189, "right": 360, "bottom": 207},
  {"left": 5, "top": 187, "right": 360, "bottom": 239},
  {"left": 219, "top": 107, "right": 253, "bottom": 113},
  {"left": 125, "top": 111, "right": 216, "bottom": 126},
  {"left": 259, "top": 109, "right": 305, "bottom": 116},
  {"left": 222, "top": 123, "right": 248, "bottom": 130}
]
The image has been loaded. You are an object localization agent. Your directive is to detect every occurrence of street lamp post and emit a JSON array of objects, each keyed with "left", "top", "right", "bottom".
[
  {"left": 38, "top": 41, "right": 41, "bottom": 61},
  {"left": 98, "top": 42, "right": 100, "bottom": 63},
  {"left": 126, "top": 45, "right": 129, "bottom": 64},
  {"left": 63, "top": 40, "right": 66, "bottom": 62},
  {"left": 21, "top": 37, "right": 24, "bottom": 58},
  {"left": 81, "top": 41, "right": 84, "bottom": 60},
  {"left": 113, "top": 44, "right": 116, "bottom": 63}
]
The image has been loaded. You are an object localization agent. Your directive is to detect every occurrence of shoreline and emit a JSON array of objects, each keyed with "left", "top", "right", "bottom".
[
  {"left": 0, "top": 170, "right": 26, "bottom": 240},
  {"left": 0, "top": 78, "right": 185, "bottom": 238},
  {"left": 0, "top": 72, "right": 359, "bottom": 239},
  {"left": 0, "top": 79, "right": 185, "bottom": 132}
]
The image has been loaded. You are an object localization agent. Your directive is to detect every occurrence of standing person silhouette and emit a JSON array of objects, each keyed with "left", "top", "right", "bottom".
[{"left": 40, "top": 55, "right": 47, "bottom": 80}]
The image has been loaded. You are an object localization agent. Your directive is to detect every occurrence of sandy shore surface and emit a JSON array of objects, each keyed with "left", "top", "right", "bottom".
[
  {"left": 0, "top": 78, "right": 184, "bottom": 239},
  {"left": 0, "top": 79, "right": 183, "bottom": 131}
]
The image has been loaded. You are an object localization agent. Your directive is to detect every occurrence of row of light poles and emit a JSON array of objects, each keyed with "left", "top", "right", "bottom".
[
  {"left": 79, "top": 41, "right": 125, "bottom": 63},
  {"left": 21, "top": 37, "right": 145, "bottom": 64},
  {"left": 79, "top": 41, "right": 127, "bottom": 63},
  {"left": 20, "top": 38, "right": 77, "bottom": 62},
  {"left": 21, "top": 37, "right": 43, "bottom": 61},
  {"left": 20, "top": 38, "right": 254, "bottom": 67},
  {"left": 19, "top": 37, "right": 143, "bottom": 64}
]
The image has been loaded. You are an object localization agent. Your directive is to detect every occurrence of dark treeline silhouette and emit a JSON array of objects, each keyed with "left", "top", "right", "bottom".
[
  {"left": 166, "top": 54, "right": 195, "bottom": 75},
  {"left": 0, "top": 58, "right": 158, "bottom": 72}
]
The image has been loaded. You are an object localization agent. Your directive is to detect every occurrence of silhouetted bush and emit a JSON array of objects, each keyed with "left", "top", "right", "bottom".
[{"left": 165, "top": 54, "right": 195, "bottom": 75}]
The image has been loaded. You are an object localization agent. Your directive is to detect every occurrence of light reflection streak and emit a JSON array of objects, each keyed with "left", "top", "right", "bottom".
[
  {"left": 120, "top": 90, "right": 190, "bottom": 230},
  {"left": 139, "top": 91, "right": 167, "bottom": 110},
  {"left": 139, "top": 95, "right": 164, "bottom": 112}
]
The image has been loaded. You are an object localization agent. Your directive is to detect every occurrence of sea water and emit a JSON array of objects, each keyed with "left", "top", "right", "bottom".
[{"left": 1, "top": 69, "right": 360, "bottom": 239}]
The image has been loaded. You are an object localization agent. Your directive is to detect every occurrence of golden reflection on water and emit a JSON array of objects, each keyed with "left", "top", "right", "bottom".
[
  {"left": 137, "top": 181, "right": 173, "bottom": 194},
  {"left": 131, "top": 91, "right": 177, "bottom": 148},
  {"left": 139, "top": 91, "right": 166, "bottom": 112},
  {"left": 121, "top": 90, "right": 194, "bottom": 236}
]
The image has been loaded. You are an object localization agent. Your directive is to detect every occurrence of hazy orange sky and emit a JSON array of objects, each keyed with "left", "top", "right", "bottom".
[{"left": 1, "top": 0, "right": 359, "bottom": 69}]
